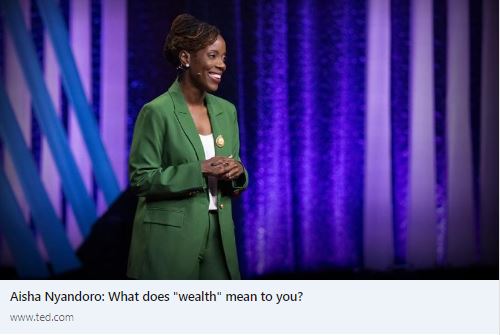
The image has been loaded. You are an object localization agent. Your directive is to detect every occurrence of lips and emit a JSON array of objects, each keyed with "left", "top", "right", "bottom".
[{"left": 208, "top": 72, "right": 222, "bottom": 83}]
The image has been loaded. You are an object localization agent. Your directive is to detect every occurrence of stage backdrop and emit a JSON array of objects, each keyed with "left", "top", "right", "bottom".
[{"left": 0, "top": 0, "right": 498, "bottom": 278}]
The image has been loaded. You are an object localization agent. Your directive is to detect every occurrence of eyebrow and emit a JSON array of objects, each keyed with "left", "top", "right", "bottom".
[{"left": 207, "top": 50, "right": 226, "bottom": 55}]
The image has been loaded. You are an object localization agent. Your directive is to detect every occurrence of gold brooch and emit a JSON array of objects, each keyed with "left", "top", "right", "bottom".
[{"left": 215, "top": 135, "right": 224, "bottom": 148}]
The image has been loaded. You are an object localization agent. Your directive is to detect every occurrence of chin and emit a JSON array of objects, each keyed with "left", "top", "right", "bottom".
[{"left": 206, "top": 85, "right": 219, "bottom": 93}]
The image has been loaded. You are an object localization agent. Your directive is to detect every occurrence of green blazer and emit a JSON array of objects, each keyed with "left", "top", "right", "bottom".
[{"left": 127, "top": 80, "right": 248, "bottom": 279}]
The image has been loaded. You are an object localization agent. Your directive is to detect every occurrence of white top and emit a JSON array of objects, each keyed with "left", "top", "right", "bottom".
[{"left": 199, "top": 133, "right": 218, "bottom": 210}]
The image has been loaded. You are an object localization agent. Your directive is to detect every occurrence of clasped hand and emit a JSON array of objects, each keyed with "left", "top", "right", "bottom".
[{"left": 201, "top": 156, "right": 244, "bottom": 181}]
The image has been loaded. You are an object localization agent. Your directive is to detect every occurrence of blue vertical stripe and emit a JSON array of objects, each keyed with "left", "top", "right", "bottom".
[
  {"left": 259, "top": 0, "right": 293, "bottom": 273},
  {"left": 232, "top": 0, "right": 249, "bottom": 276},
  {"left": 60, "top": 0, "right": 69, "bottom": 225},
  {"left": 30, "top": 1, "right": 44, "bottom": 246},
  {"left": 237, "top": 0, "right": 260, "bottom": 277},
  {"left": 391, "top": 0, "right": 410, "bottom": 266},
  {"left": 433, "top": 0, "right": 448, "bottom": 265},
  {"left": 469, "top": 0, "right": 483, "bottom": 259},
  {"left": 31, "top": 2, "right": 43, "bottom": 172},
  {"left": 252, "top": 0, "right": 265, "bottom": 275},
  {"left": 287, "top": 0, "right": 318, "bottom": 270},
  {"left": 327, "top": 0, "right": 366, "bottom": 267},
  {"left": 91, "top": 0, "right": 101, "bottom": 124},
  {"left": 91, "top": 0, "right": 101, "bottom": 202}
]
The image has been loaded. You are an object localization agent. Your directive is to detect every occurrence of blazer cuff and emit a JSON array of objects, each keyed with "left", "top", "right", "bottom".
[{"left": 231, "top": 168, "right": 248, "bottom": 190}]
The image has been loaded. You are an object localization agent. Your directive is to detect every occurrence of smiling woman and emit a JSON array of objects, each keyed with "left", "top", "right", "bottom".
[{"left": 127, "top": 14, "right": 248, "bottom": 280}]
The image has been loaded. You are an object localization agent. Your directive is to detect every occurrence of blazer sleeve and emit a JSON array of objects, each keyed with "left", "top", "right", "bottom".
[
  {"left": 229, "top": 105, "right": 249, "bottom": 192},
  {"left": 129, "top": 104, "right": 206, "bottom": 198}
]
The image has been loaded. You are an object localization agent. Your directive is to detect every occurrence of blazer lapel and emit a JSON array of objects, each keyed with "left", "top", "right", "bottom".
[
  {"left": 206, "top": 95, "right": 229, "bottom": 157},
  {"left": 168, "top": 80, "right": 206, "bottom": 161}
]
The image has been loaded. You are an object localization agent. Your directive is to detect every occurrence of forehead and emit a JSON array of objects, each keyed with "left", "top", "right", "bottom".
[{"left": 204, "top": 35, "right": 226, "bottom": 53}]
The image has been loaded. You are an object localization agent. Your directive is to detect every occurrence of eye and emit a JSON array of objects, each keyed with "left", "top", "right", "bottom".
[{"left": 208, "top": 53, "right": 216, "bottom": 59}]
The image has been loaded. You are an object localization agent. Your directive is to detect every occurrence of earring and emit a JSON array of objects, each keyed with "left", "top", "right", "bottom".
[
  {"left": 176, "top": 63, "right": 189, "bottom": 71},
  {"left": 175, "top": 63, "right": 189, "bottom": 71}
]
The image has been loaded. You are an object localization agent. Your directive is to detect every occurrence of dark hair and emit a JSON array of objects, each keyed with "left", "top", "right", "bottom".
[{"left": 163, "top": 14, "right": 220, "bottom": 67}]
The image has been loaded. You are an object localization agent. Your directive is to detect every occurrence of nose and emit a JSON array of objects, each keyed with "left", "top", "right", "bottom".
[{"left": 217, "top": 58, "right": 226, "bottom": 72}]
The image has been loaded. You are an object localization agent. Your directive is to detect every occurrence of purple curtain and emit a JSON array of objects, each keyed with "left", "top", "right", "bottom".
[{"left": 1, "top": 0, "right": 497, "bottom": 278}]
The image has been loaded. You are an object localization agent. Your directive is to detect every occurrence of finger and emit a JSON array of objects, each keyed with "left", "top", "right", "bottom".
[
  {"left": 210, "top": 157, "right": 227, "bottom": 166},
  {"left": 222, "top": 165, "right": 232, "bottom": 174},
  {"left": 219, "top": 158, "right": 236, "bottom": 166},
  {"left": 211, "top": 165, "right": 229, "bottom": 177},
  {"left": 226, "top": 161, "right": 242, "bottom": 172},
  {"left": 229, "top": 166, "right": 242, "bottom": 175},
  {"left": 215, "top": 164, "right": 227, "bottom": 173},
  {"left": 217, "top": 158, "right": 233, "bottom": 167},
  {"left": 223, "top": 166, "right": 241, "bottom": 180}
]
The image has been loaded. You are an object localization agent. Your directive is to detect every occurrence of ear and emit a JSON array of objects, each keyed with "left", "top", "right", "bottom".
[{"left": 178, "top": 50, "right": 191, "bottom": 67}]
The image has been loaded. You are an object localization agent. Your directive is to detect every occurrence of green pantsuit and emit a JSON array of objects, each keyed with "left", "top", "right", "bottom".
[{"left": 127, "top": 80, "right": 248, "bottom": 279}]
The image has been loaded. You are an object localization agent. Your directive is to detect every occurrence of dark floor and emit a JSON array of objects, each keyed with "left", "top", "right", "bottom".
[
  {"left": 1, "top": 187, "right": 498, "bottom": 280},
  {"left": 1, "top": 265, "right": 498, "bottom": 280}
]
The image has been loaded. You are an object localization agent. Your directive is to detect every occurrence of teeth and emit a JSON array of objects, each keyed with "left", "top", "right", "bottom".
[{"left": 209, "top": 73, "right": 221, "bottom": 79}]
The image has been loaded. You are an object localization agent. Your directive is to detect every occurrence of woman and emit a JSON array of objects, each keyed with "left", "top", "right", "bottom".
[{"left": 127, "top": 14, "right": 248, "bottom": 279}]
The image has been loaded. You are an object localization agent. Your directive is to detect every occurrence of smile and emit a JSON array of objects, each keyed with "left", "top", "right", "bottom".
[{"left": 208, "top": 72, "right": 222, "bottom": 82}]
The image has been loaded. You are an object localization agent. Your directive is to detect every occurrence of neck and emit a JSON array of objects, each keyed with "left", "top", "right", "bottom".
[{"left": 179, "top": 74, "right": 205, "bottom": 106}]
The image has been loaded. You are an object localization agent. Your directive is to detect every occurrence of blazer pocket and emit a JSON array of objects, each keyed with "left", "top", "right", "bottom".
[{"left": 143, "top": 208, "right": 184, "bottom": 227}]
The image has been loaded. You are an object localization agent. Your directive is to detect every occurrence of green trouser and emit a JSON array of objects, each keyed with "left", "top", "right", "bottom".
[{"left": 197, "top": 211, "right": 231, "bottom": 280}]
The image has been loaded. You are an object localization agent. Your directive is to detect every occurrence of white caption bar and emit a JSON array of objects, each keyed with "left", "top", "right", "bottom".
[{"left": 0, "top": 280, "right": 498, "bottom": 333}]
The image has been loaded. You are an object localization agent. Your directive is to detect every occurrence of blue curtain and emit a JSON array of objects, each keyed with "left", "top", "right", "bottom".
[
  {"left": 235, "top": 0, "right": 368, "bottom": 276},
  {"left": 164, "top": 0, "right": 496, "bottom": 278},
  {"left": 128, "top": 0, "right": 370, "bottom": 277}
]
